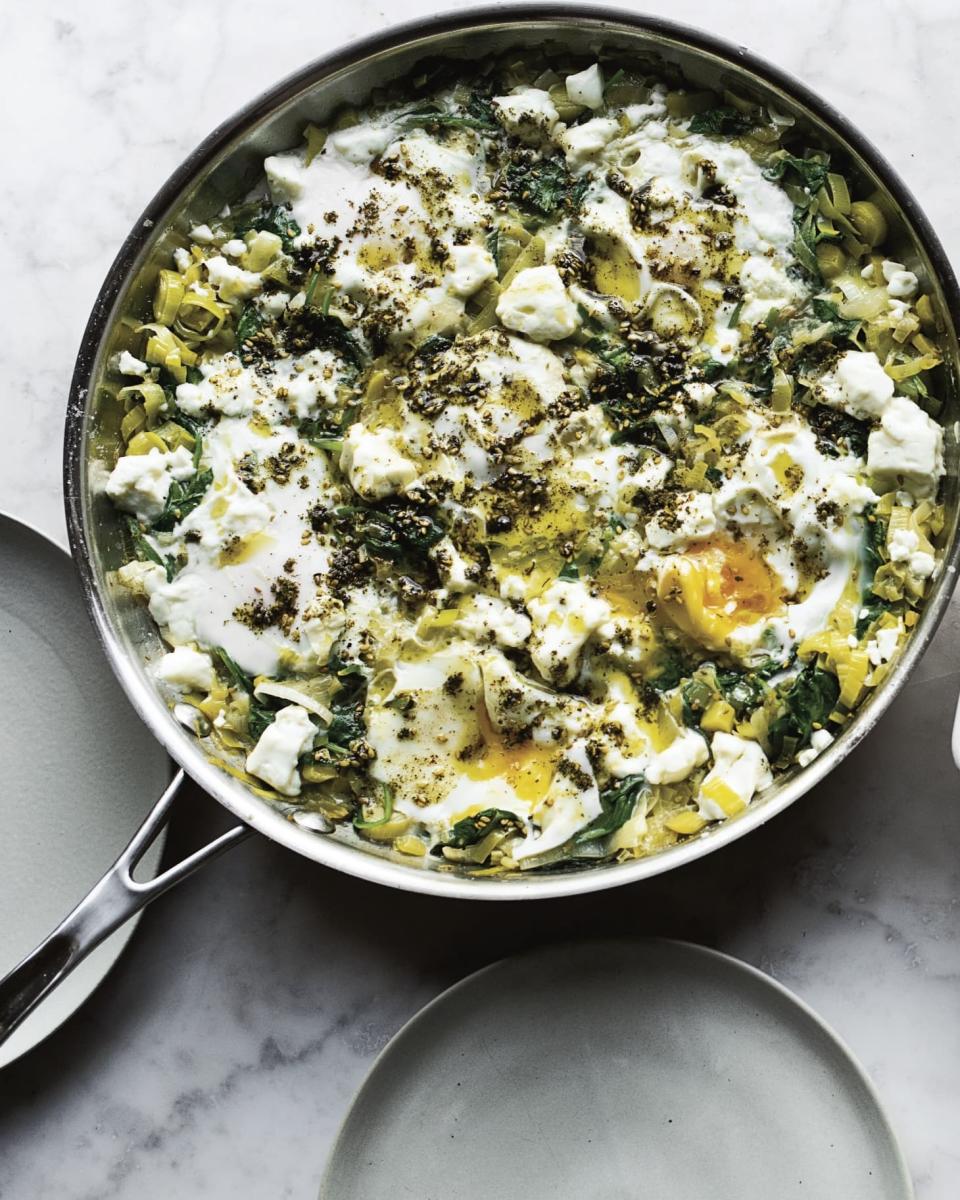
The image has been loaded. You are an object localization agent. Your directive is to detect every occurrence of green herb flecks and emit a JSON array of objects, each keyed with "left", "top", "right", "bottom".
[
  {"left": 762, "top": 152, "right": 834, "bottom": 280},
  {"left": 715, "top": 667, "right": 768, "bottom": 717},
  {"left": 862, "top": 504, "right": 888, "bottom": 582}
]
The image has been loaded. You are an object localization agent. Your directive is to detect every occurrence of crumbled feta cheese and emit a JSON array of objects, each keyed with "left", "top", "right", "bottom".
[
  {"left": 430, "top": 536, "right": 474, "bottom": 593},
  {"left": 818, "top": 350, "right": 894, "bottom": 420},
  {"left": 340, "top": 423, "right": 418, "bottom": 499},
  {"left": 302, "top": 604, "right": 348, "bottom": 664},
  {"left": 445, "top": 242, "right": 498, "bottom": 298},
  {"left": 173, "top": 247, "right": 192, "bottom": 272},
  {"left": 456, "top": 595, "right": 532, "bottom": 649},
  {"left": 683, "top": 381, "right": 716, "bottom": 411},
  {"left": 565, "top": 63, "right": 605, "bottom": 110},
  {"left": 260, "top": 291, "right": 289, "bottom": 319},
  {"left": 527, "top": 578, "right": 612, "bottom": 685},
  {"left": 118, "top": 350, "right": 148, "bottom": 376},
  {"left": 245, "top": 704, "right": 317, "bottom": 796},
  {"left": 697, "top": 732, "right": 772, "bottom": 821},
  {"left": 888, "top": 527, "right": 936, "bottom": 578},
  {"left": 646, "top": 728, "right": 709, "bottom": 785},
  {"left": 205, "top": 256, "right": 262, "bottom": 303},
  {"left": 909, "top": 550, "right": 935, "bottom": 579},
  {"left": 491, "top": 88, "right": 559, "bottom": 143},
  {"left": 264, "top": 154, "right": 304, "bottom": 202},
  {"left": 116, "top": 560, "right": 166, "bottom": 597},
  {"left": 148, "top": 573, "right": 207, "bottom": 646},
  {"left": 867, "top": 395, "right": 944, "bottom": 498},
  {"left": 175, "top": 353, "right": 262, "bottom": 418},
  {"left": 560, "top": 117, "right": 620, "bottom": 167},
  {"left": 622, "top": 453, "right": 674, "bottom": 499},
  {"left": 283, "top": 348, "right": 343, "bottom": 420},
  {"left": 645, "top": 491, "right": 716, "bottom": 549},
  {"left": 796, "top": 727, "right": 834, "bottom": 768},
  {"left": 189, "top": 223, "right": 216, "bottom": 244},
  {"left": 499, "top": 574, "right": 529, "bottom": 602},
  {"left": 328, "top": 122, "right": 397, "bottom": 164},
  {"left": 881, "top": 259, "right": 919, "bottom": 299},
  {"left": 826, "top": 473, "right": 878, "bottom": 508},
  {"left": 154, "top": 646, "right": 216, "bottom": 693},
  {"left": 222, "top": 238, "right": 247, "bottom": 259},
  {"left": 738, "top": 254, "right": 803, "bottom": 324},
  {"left": 105, "top": 446, "right": 195, "bottom": 521},
  {"left": 867, "top": 623, "right": 902, "bottom": 667},
  {"left": 496, "top": 265, "right": 580, "bottom": 343}
]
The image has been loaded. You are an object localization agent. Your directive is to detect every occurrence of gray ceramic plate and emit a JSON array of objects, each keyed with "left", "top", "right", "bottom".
[
  {"left": 0, "top": 513, "right": 168, "bottom": 1067},
  {"left": 320, "top": 939, "right": 913, "bottom": 1200}
]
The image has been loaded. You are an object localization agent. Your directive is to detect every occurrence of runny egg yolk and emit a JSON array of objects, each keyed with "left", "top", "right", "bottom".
[
  {"left": 656, "top": 536, "right": 785, "bottom": 651},
  {"left": 459, "top": 701, "right": 556, "bottom": 804}
]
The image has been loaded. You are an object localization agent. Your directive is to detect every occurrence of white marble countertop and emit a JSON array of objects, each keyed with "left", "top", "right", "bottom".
[{"left": 2, "top": 1, "right": 960, "bottom": 1196}]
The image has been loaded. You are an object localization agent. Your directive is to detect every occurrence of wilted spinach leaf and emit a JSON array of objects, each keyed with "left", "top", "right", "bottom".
[
  {"left": 762, "top": 152, "right": 831, "bottom": 196},
  {"left": 213, "top": 646, "right": 276, "bottom": 739},
  {"left": 716, "top": 667, "right": 768, "bottom": 716},
  {"left": 689, "top": 106, "right": 754, "bottom": 136},
  {"left": 810, "top": 298, "right": 860, "bottom": 340},
  {"left": 125, "top": 516, "right": 177, "bottom": 583},
  {"left": 235, "top": 302, "right": 265, "bottom": 365},
  {"left": 234, "top": 202, "right": 301, "bottom": 252},
  {"left": 575, "top": 774, "right": 649, "bottom": 844},
  {"left": 152, "top": 466, "right": 213, "bottom": 533},
  {"left": 808, "top": 404, "right": 870, "bottom": 458},
  {"left": 503, "top": 154, "right": 589, "bottom": 219},
  {"left": 647, "top": 647, "right": 695, "bottom": 693},
  {"left": 334, "top": 501, "right": 445, "bottom": 565},
  {"left": 431, "top": 808, "right": 525, "bottom": 855},
  {"left": 767, "top": 664, "right": 839, "bottom": 764},
  {"left": 400, "top": 94, "right": 499, "bottom": 134}
]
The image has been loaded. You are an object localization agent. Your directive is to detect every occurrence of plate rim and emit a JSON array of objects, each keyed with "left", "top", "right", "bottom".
[
  {"left": 0, "top": 508, "right": 171, "bottom": 1069},
  {"left": 319, "top": 937, "right": 914, "bottom": 1199}
]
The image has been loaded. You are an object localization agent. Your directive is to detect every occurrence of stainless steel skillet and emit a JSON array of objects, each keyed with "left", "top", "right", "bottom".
[{"left": 3, "top": 6, "right": 958, "bottom": 1047}]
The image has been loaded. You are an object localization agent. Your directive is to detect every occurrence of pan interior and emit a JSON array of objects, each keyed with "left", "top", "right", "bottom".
[{"left": 66, "top": 10, "right": 960, "bottom": 898}]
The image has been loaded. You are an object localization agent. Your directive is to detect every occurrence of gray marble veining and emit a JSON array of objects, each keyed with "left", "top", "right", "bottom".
[{"left": 2, "top": 1, "right": 960, "bottom": 1197}]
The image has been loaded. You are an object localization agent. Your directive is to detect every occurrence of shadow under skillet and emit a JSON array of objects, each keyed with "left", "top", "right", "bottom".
[{"left": 1, "top": 664, "right": 957, "bottom": 1191}]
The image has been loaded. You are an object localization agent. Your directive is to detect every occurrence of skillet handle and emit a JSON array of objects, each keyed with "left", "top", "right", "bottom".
[{"left": 0, "top": 770, "right": 251, "bottom": 1049}]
